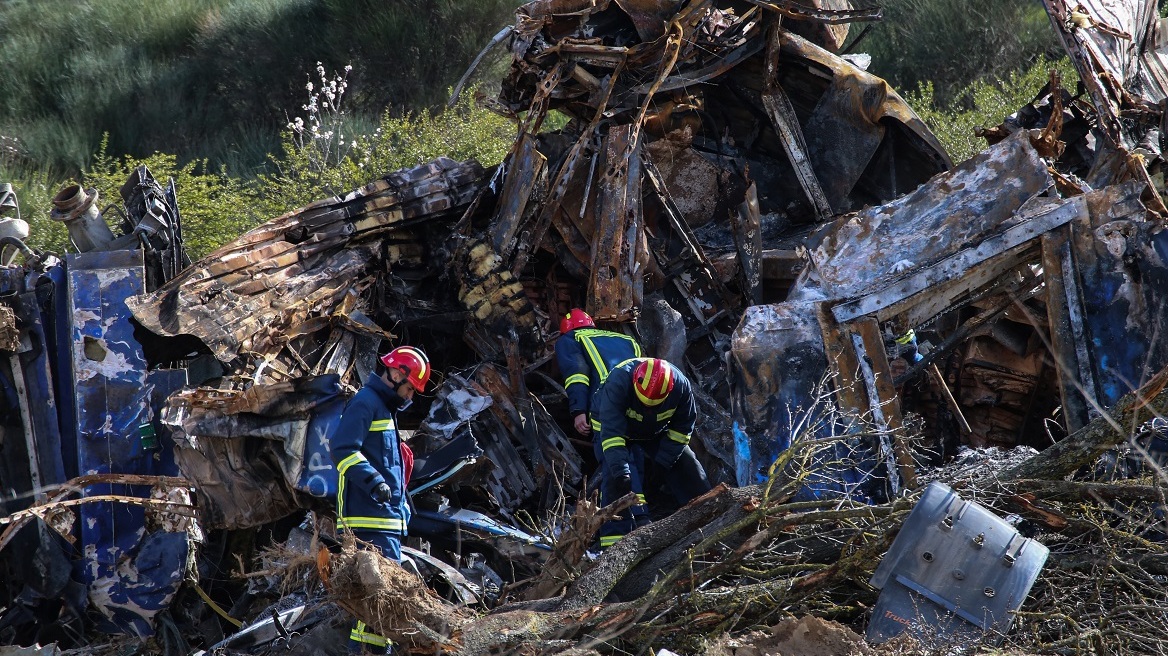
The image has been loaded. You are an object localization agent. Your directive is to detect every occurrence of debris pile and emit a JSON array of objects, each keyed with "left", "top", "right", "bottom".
[{"left": 4, "top": 0, "right": 1168, "bottom": 653}]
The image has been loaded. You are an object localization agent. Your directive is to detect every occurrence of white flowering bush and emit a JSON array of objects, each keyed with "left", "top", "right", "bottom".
[
  {"left": 284, "top": 62, "right": 354, "bottom": 182},
  {"left": 262, "top": 62, "right": 513, "bottom": 211}
]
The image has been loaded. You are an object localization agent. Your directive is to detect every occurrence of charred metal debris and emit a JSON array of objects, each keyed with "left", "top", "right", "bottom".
[{"left": 4, "top": 0, "right": 1168, "bottom": 653}]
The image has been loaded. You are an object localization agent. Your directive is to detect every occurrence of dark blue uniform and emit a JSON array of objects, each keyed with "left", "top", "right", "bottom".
[
  {"left": 556, "top": 328, "right": 645, "bottom": 525},
  {"left": 331, "top": 374, "right": 410, "bottom": 653},
  {"left": 591, "top": 358, "right": 711, "bottom": 547},
  {"left": 555, "top": 327, "right": 642, "bottom": 419}
]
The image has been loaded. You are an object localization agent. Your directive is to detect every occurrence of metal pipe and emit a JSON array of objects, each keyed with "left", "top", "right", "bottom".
[{"left": 49, "top": 184, "right": 115, "bottom": 253}]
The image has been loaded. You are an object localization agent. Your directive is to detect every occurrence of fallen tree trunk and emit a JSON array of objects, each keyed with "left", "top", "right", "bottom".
[
  {"left": 547, "top": 483, "right": 764, "bottom": 612},
  {"left": 1000, "top": 366, "right": 1168, "bottom": 481},
  {"left": 323, "top": 543, "right": 646, "bottom": 653}
]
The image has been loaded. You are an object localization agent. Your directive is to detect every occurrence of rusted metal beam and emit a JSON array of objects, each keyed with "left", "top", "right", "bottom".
[
  {"left": 852, "top": 317, "right": 916, "bottom": 491},
  {"left": 1041, "top": 225, "right": 1092, "bottom": 432},
  {"left": 761, "top": 24, "right": 835, "bottom": 222},
  {"left": 586, "top": 124, "right": 644, "bottom": 321},
  {"left": 491, "top": 133, "right": 549, "bottom": 263},
  {"left": 731, "top": 182, "right": 764, "bottom": 306}
]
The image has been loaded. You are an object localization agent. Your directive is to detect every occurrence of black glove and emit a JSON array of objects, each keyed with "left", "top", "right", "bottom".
[
  {"left": 372, "top": 482, "right": 393, "bottom": 504},
  {"left": 611, "top": 474, "right": 633, "bottom": 499}
]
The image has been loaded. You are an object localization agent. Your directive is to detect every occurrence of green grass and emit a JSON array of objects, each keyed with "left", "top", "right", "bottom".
[
  {"left": 10, "top": 88, "right": 514, "bottom": 260},
  {"left": 858, "top": 0, "right": 1062, "bottom": 108},
  {"left": 0, "top": 0, "right": 522, "bottom": 177}
]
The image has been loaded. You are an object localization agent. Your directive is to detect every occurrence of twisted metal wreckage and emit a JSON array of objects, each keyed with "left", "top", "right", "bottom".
[{"left": 4, "top": 0, "right": 1168, "bottom": 652}]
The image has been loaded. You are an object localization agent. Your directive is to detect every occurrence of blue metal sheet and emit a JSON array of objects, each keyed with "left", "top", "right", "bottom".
[
  {"left": 88, "top": 531, "right": 189, "bottom": 637},
  {"left": 146, "top": 369, "right": 188, "bottom": 477},
  {"left": 297, "top": 397, "right": 342, "bottom": 499},
  {"left": 729, "top": 302, "right": 885, "bottom": 501},
  {"left": 65, "top": 250, "right": 185, "bottom": 636},
  {"left": 11, "top": 288, "right": 66, "bottom": 487},
  {"left": 43, "top": 262, "right": 80, "bottom": 480},
  {"left": 729, "top": 302, "right": 829, "bottom": 486},
  {"left": 1071, "top": 219, "right": 1168, "bottom": 409}
]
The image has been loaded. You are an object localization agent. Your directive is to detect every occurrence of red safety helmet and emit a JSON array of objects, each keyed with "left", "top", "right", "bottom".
[
  {"left": 633, "top": 358, "right": 674, "bottom": 406},
  {"left": 380, "top": 346, "right": 431, "bottom": 392},
  {"left": 559, "top": 308, "right": 595, "bottom": 334}
]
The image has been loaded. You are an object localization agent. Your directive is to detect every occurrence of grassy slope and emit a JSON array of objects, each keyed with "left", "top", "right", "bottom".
[{"left": 0, "top": 0, "right": 521, "bottom": 177}]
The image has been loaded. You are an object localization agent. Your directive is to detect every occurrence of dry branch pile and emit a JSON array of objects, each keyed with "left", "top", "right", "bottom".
[{"left": 308, "top": 382, "right": 1168, "bottom": 656}]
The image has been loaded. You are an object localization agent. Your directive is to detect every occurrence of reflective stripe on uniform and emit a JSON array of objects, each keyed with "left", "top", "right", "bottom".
[
  {"left": 565, "top": 373, "right": 590, "bottom": 388},
  {"left": 578, "top": 333, "right": 611, "bottom": 381},
  {"left": 337, "top": 516, "right": 407, "bottom": 532},
  {"left": 895, "top": 329, "right": 916, "bottom": 345},
  {"left": 336, "top": 453, "right": 369, "bottom": 519},
  {"left": 591, "top": 418, "right": 602, "bottom": 431},
  {"left": 337, "top": 452, "right": 367, "bottom": 477},
  {"left": 351, "top": 620, "right": 388, "bottom": 647},
  {"left": 625, "top": 409, "right": 643, "bottom": 421},
  {"left": 656, "top": 408, "right": 676, "bottom": 421},
  {"left": 369, "top": 419, "right": 394, "bottom": 431},
  {"left": 598, "top": 532, "right": 626, "bottom": 546},
  {"left": 668, "top": 429, "right": 691, "bottom": 445},
  {"left": 601, "top": 436, "right": 627, "bottom": 451},
  {"left": 636, "top": 493, "right": 647, "bottom": 504}
]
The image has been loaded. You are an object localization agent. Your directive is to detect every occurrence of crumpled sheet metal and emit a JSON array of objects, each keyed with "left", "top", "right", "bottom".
[
  {"left": 416, "top": 366, "right": 583, "bottom": 512},
  {"left": 1065, "top": 182, "right": 1168, "bottom": 408},
  {"left": 793, "top": 130, "right": 1052, "bottom": 304},
  {"left": 162, "top": 375, "right": 345, "bottom": 529},
  {"left": 587, "top": 124, "right": 645, "bottom": 321},
  {"left": 127, "top": 158, "right": 487, "bottom": 363},
  {"left": 503, "top": 0, "right": 949, "bottom": 225},
  {"left": 779, "top": 30, "right": 952, "bottom": 213},
  {"left": 1041, "top": 0, "right": 1167, "bottom": 146},
  {"left": 728, "top": 301, "right": 828, "bottom": 486}
]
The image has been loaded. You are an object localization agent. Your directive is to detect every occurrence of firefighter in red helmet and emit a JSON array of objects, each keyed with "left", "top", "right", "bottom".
[
  {"left": 555, "top": 308, "right": 643, "bottom": 437},
  {"left": 555, "top": 309, "right": 648, "bottom": 525},
  {"left": 330, "top": 345, "right": 430, "bottom": 653},
  {"left": 590, "top": 357, "right": 711, "bottom": 548}
]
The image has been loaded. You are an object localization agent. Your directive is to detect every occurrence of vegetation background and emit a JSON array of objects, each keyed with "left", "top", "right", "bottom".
[{"left": 0, "top": 0, "right": 1083, "bottom": 257}]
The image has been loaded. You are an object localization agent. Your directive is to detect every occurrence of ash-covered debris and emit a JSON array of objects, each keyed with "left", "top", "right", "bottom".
[{"left": 5, "top": 0, "right": 1168, "bottom": 654}]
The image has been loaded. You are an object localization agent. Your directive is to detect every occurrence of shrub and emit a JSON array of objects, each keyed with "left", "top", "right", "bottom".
[
  {"left": 861, "top": 0, "right": 1062, "bottom": 108},
  {"left": 260, "top": 65, "right": 513, "bottom": 212},
  {"left": 906, "top": 56, "right": 1079, "bottom": 164}
]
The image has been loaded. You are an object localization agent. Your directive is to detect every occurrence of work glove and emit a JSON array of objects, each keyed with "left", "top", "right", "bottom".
[
  {"left": 611, "top": 474, "right": 633, "bottom": 500},
  {"left": 372, "top": 482, "right": 393, "bottom": 504}
]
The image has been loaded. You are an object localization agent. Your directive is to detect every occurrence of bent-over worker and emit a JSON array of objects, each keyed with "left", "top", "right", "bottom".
[{"left": 591, "top": 357, "right": 711, "bottom": 548}]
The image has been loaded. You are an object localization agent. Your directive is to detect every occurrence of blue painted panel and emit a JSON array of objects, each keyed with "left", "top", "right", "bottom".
[
  {"left": 42, "top": 262, "right": 80, "bottom": 479},
  {"left": 298, "top": 397, "right": 342, "bottom": 499},
  {"left": 1076, "top": 221, "right": 1168, "bottom": 408},
  {"left": 12, "top": 289, "right": 66, "bottom": 486},
  {"left": 146, "top": 369, "right": 188, "bottom": 477},
  {"left": 66, "top": 250, "right": 184, "bottom": 635},
  {"left": 729, "top": 303, "right": 884, "bottom": 502},
  {"left": 89, "top": 531, "right": 189, "bottom": 637}
]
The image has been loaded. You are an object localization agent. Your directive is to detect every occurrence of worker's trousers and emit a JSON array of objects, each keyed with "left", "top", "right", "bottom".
[
  {"left": 347, "top": 530, "right": 401, "bottom": 654},
  {"left": 598, "top": 442, "right": 710, "bottom": 547}
]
